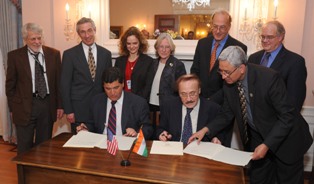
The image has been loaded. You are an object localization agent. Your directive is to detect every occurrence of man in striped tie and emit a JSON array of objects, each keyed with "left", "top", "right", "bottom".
[{"left": 76, "top": 67, "right": 153, "bottom": 141}]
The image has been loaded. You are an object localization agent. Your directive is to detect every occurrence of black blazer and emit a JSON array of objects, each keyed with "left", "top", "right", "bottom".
[
  {"left": 207, "top": 64, "right": 312, "bottom": 164},
  {"left": 248, "top": 46, "right": 307, "bottom": 111},
  {"left": 115, "top": 53, "right": 153, "bottom": 100},
  {"left": 145, "top": 55, "right": 186, "bottom": 106},
  {"left": 86, "top": 92, "right": 153, "bottom": 139},
  {"left": 190, "top": 35, "right": 247, "bottom": 104},
  {"left": 61, "top": 43, "right": 112, "bottom": 122},
  {"left": 156, "top": 96, "right": 221, "bottom": 141}
]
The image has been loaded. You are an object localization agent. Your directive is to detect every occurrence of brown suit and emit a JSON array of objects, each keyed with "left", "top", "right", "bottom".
[
  {"left": 6, "top": 44, "right": 63, "bottom": 155},
  {"left": 6, "top": 45, "right": 62, "bottom": 125}
]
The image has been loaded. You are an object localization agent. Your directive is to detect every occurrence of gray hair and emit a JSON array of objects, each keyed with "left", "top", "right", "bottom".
[
  {"left": 76, "top": 17, "right": 96, "bottom": 33},
  {"left": 218, "top": 46, "right": 247, "bottom": 67},
  {"left": 263, "top": 20, "right": 285, "bottom": 38},
  {"left": 22, "top": 23, "right": 43, "bottom": 40},
  {"left": 154, "top": 33, "right": 176, "bottom": 57}
]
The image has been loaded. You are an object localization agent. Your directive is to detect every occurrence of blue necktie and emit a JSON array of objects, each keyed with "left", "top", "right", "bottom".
[
  {"left": 182, "top": 108, "right": 193, "bottom": 145},
  {"left": 108, "top": 101, "right": 117, "bottom": 135},
  {"left": 260, "top": 52, "right": 271, "bottom": 67}
]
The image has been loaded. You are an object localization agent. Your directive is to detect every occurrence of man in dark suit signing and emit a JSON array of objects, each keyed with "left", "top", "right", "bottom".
[
  {"left": 61, "top": 17, "right": 112, "bottom": 133},
  {"left": 190, "top": 46, "right": 313, "bottom": 184},
  {"left": 76, "top": 67, "right": 153, "bottom": 139},
  {"left": 190, "top": 9, "right": 247, "bottom": 147},
  {"left": 156, "top": 74, "right": 221, "bottom": 144},
  {"left": 6, "top": 23, "right": 63, "bottom": 154},
  {"left": 248, "top": 20, "right": 307, "bottom": 112}
]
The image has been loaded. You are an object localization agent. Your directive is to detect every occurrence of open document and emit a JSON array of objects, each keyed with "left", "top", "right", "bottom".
[
  {"left": 63, "top": 131, "right": 136, "bottom": 150},
  {"left": 150, "top": 141, "right": 183, "bottom": 155},
  {"left": 183, "top": 141, "right": 252, "bottom": 166}
]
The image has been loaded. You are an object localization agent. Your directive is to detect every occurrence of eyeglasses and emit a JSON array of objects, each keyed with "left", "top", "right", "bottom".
[
  {"left": 158, "top": 45, "right": 171, "bottom": 50},
  {"left": 217, "top": 67, "right": 238, "bottom": 78},
  {"left": 212, "top": 24, "right": 228, "bottom": 32},
  {"left": 259, "top": 35, "right": 277, "bottom": 41},
  {"left": 179, "top": 91, "right": 198, "bottom": 98}
]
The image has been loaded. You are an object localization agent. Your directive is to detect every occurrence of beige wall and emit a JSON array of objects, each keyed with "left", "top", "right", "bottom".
[{"left": 22, "top": 0, "right": 314, "bottom": 106}]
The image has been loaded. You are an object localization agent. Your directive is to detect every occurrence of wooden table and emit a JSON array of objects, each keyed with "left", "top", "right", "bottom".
[{"left": 13, "top": 133, "right": 245, "bottom": 184}]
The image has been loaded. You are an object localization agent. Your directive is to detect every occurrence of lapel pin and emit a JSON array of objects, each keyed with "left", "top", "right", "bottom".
[
  {"left": 249, "top": 93, "right": 253, "bottom": 97},
  {"left": 169, "top": 63, "right": 173, "bottom": 67}
]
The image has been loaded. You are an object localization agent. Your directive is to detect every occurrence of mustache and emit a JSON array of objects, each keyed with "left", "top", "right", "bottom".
[{"left": 186, "top": 101, "right": 194, "bottom": 104}]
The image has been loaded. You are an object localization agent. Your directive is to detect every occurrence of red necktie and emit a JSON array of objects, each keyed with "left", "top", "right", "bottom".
[{"left": 108, "top": 101, "right": 117, "bottom": 135}]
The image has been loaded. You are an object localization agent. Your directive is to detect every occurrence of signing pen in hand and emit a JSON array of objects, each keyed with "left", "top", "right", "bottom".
[{"left": 159, "top": 131, "right": 172, "bottom": 141}]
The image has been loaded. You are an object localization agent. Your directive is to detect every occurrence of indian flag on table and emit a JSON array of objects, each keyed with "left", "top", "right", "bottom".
[{"left": 132, "top": 128, "right": 148, "bottom": 157}]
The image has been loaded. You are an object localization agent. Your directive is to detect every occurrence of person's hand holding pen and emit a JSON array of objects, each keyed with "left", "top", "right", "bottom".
[
  {"left": 159, "top": 131, "right": 172, "bottom": 141},
  {"left": 76, "top": 123, "right": 88, "bottom": 133}
]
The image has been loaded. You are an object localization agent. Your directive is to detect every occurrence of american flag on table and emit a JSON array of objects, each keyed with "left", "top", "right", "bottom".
[{"left": 107, "top": 128, "right": 118, "bottom": 155}]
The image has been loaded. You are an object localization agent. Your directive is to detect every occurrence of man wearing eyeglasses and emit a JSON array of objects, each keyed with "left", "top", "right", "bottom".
[
  {"left": 190, "top": 9, "right": 247, "bottom": 147},
  {"left": 248, "top": 21, "right": 307, "bottom": 112},
  {"left": 6, "top": 23, "right": 63, "bottom": 154},
  {"left": 190, "top": 46, "right": 312, "bottom": 184},
  {"left": 155, "top": 74, "right": 221, "bottom": 144}
]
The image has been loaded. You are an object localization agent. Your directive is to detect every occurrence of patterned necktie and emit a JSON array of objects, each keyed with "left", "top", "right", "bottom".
[
  {"left": 33, "top": 52, "right": 47, "bottom": 98},
  {"left": 182, "top": 108, "right": 193, "bottom": 145},
  {"left": 260, "top": 52, "right": 271, "bottom": 67},
  {"left": 237, "top": 82, "right": 249, "bottom": 145},
  {"left": 108, "top": 101, "right": 117, "bottom": 135},
  {"left": 209, "top": 42, "right": 220, "bottom": 72},
  {"left": 88, "top": 47, "right": 96, "bottom": 81}
]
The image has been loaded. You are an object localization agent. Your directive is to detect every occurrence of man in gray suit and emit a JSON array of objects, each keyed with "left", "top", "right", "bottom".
[
  {"left": 76, "top": 67, "right": 153, "bottom": 139},
  {"left": 61, "top": 17, "right": 112, "bottom": 133}
]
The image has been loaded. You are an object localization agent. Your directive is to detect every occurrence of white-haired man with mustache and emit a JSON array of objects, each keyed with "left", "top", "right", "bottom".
[{"left": 155, "top": 74, "right": 221, "bottom": 145}]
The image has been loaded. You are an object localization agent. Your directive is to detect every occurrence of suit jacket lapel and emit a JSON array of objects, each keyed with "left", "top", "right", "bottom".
[
  {"left": 247, "top": 64, "right": 256, "bottom": 117},
  {"left": 270, "top": 46, "right": 286, "bottom": 70},
  {"left": 95, "top": 44, "right": 105, "bottom": 81},
  {"left": 21, "top": 46, "right": 32, "bottom": 81},
  {"left": 101, "top": 97, "right": 108, "bottom": 133},
  {"left": 206, "top": 37, "right": 214, "bottom": 74},
  {"left": 76, "top": 43, "right": 93, "bottom": 81},
  {"left": 42, "top": 46, "right": 52, "bottom": 84},
  {"left": 121, "top": 93, "right": 128, "bottom": 132}
]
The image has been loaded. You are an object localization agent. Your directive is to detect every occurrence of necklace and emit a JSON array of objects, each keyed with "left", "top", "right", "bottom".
[{"left": 128, "top": 57, "right": 138, "bottom": 70}]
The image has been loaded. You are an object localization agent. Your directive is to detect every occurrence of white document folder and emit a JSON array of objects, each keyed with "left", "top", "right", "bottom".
[
  {"left": 183, "top": 141, "right": 252, "bottom": 166},
  {"left": 63, "top": 131, "right": 136, "bottom": 150}
]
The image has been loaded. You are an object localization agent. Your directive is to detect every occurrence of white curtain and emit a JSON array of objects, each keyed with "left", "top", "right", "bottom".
[{"left": 0, "top": 0, "right": 20, "bottom": 143}]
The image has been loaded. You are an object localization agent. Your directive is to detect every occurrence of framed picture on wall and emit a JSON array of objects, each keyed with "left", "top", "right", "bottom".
[
  {"left": 155, "top": 15, "right": 179, "bottom": 32},
  {"left": 110, "top": 26, "right": 123, "bottom": 39}
]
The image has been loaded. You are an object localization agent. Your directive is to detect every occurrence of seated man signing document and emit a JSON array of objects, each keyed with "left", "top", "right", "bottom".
[
  {"left": 156, "top": 74, "right": 221, "bottom": 145},
  {"left": 77, "top": 67, "right": 153, "bottom": 139}
]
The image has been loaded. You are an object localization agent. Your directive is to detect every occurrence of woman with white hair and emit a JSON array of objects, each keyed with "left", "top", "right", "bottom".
[{"left": 145, "top": 33, "right": 186, "bottom": 129}]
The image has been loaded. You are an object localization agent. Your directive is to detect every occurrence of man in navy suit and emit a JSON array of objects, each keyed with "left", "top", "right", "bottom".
[
  {"left": 248, "top": 20, "right": 307, "bottom": 112},
  {"left": 61, "top": 17, "right": 112, "bottom": 133},
  {"left": 156, "top": 74, "right": 221, "bottom": 143},
  {"left": 190, "top": 9, "right": 247, "bottom": 147},
  {"left": 190, "top": 46, "right": 312, "bottom": 184},
  {"left": 77, "top": 67, "right": 153, "bottom": 139}
]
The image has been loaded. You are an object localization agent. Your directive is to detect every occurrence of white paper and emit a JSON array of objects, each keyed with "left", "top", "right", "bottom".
[
  {"left": 183, "top": 141, "right": 252, "bottom": 166},
  {"left": 150, "top": 141, "right": 183, "bottom": 155},
  {"left": 63, "top": 131, "right": 136, "bottom": 150},
  {"left": 63, "top": 131, "right": 106, "bottom": 148}
]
